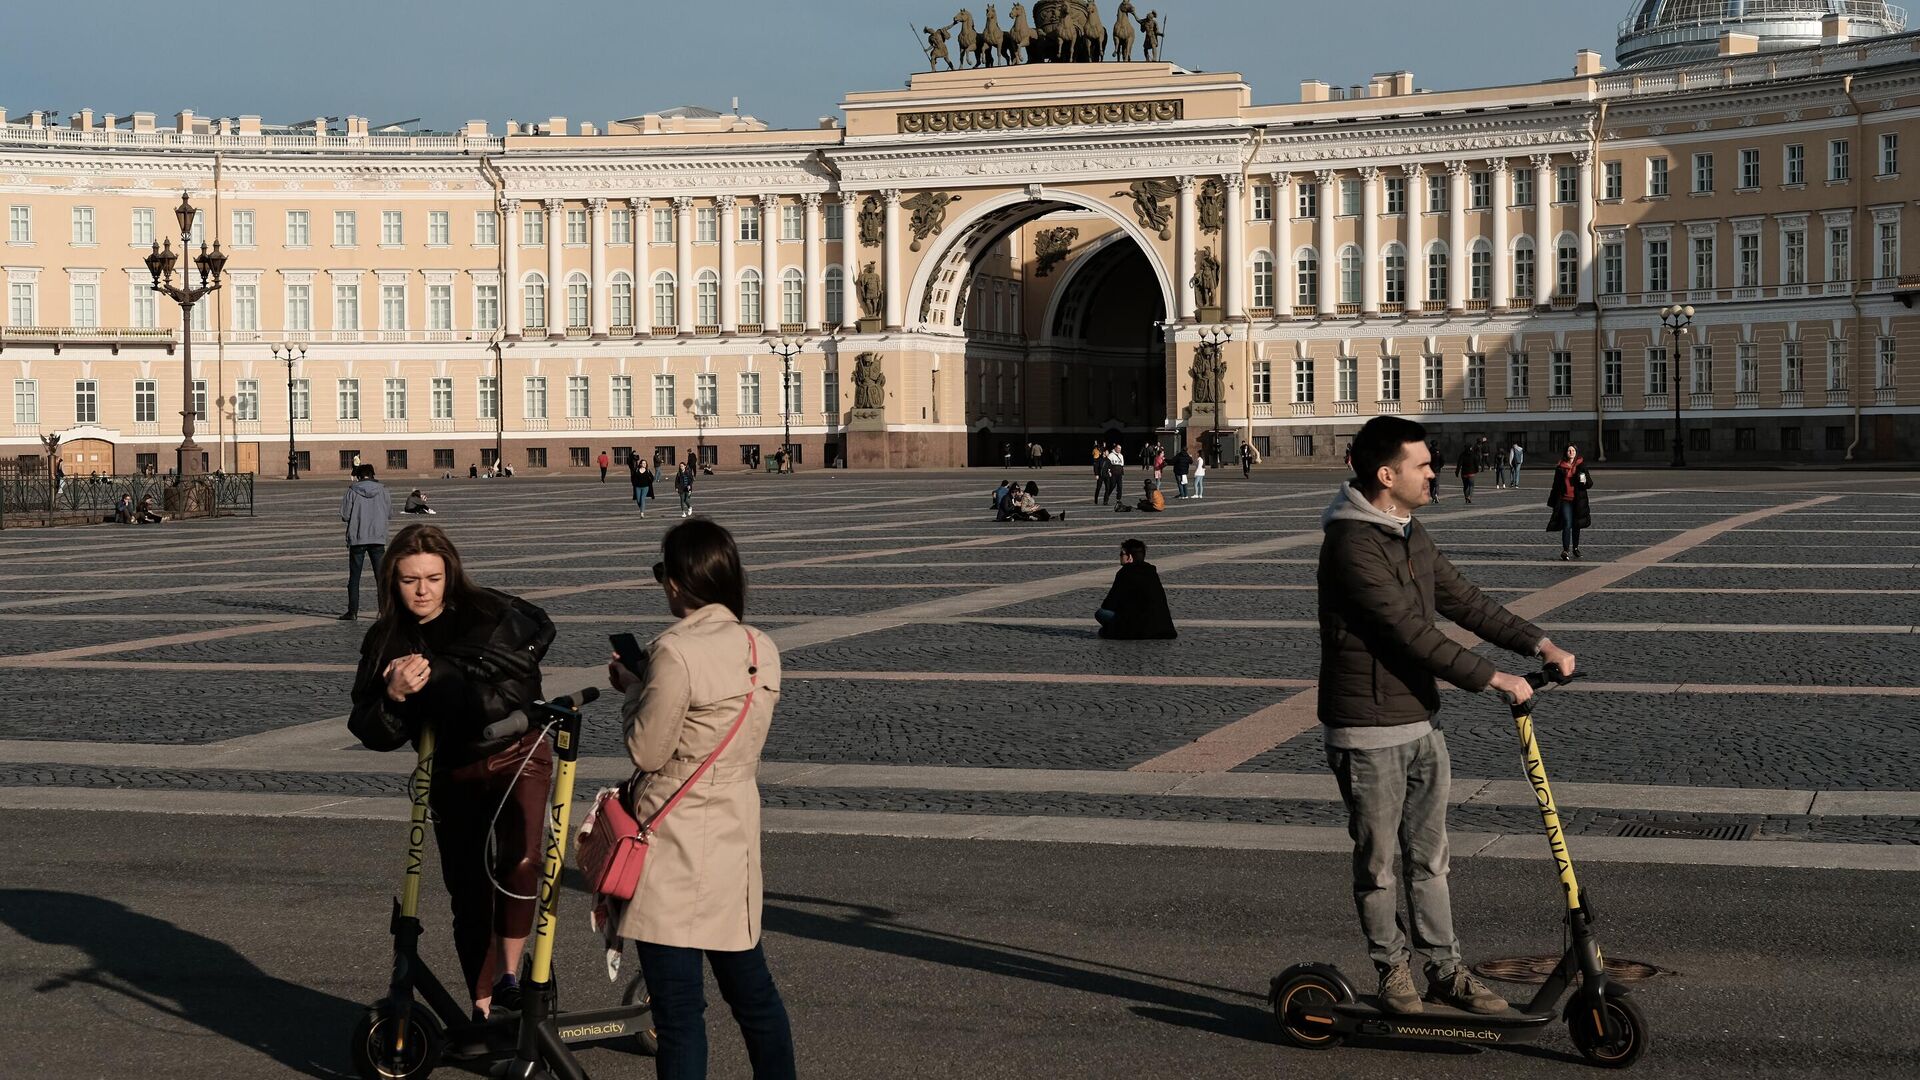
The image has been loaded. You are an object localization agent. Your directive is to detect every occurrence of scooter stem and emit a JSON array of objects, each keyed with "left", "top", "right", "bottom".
[
  {"left": 400, "top": 727, "right": 435, "bottom": 920},
  {"left": 1513, "top": 706, "right": 1583, "bottom": 913}
]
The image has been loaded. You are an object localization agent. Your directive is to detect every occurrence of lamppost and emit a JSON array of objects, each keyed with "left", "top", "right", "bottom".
[
  {"left": 272, "top": 342, "right": 306, "bottom": 479},
  {"left": 144, "top": 192, "right": 227, "bottom": 480},
  {"left": 770, "top": 335, "right": 804, "bottom": 473},
  {"left": 1197, "top": 324, "right": 1231, "bottom": 466},
  {"left": 1658, "top": 304, "right": 1694, "bottom": 468}
]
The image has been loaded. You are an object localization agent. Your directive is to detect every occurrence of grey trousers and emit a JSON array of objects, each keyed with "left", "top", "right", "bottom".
[{"left": 1326, "top": 729, "right": 1461, "bottom": 979}]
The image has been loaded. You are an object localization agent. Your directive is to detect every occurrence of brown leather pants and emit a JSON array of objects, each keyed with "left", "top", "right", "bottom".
[{"left": 430, "top": 732, "right": 552, "bottom": 1004}]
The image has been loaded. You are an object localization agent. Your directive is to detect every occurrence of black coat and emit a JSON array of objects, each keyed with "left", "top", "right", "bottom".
[
  {"left": 1544, "top": 461, "right": 1594, "bottom": 531},
  {"left": 1099, "top": 561, "right": 1178, "bottom": 640},
  {"left": 628, "top": 461, "right": 654, "bottom": 492}
]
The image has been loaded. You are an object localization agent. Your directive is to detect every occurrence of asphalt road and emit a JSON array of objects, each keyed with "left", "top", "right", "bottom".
[{"left": 0, "top": 809, "right": 1913, "bottom": 1079}]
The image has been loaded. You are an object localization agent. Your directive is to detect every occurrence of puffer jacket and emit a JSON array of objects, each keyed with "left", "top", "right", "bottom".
[{"left": 1316, "top": 484, "right": 1543, "bottom": 728}]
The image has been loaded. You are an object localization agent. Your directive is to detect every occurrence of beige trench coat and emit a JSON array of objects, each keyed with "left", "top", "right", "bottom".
[{"left": 615, "top": 603, "right": 780, "bottom": 951}]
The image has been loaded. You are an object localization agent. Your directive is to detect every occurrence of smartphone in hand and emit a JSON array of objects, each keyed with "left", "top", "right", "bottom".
[{"left": 609, "top": 633, "right": 647, "bottom": 677}]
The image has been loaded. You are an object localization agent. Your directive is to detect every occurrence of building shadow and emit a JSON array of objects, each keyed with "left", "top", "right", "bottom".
[
  {"left": 0, "top": 888, "right": 363, "bottom": 1078},
  {"left": 763, "top": 892, "right": 1273, "bottom": 1044}
]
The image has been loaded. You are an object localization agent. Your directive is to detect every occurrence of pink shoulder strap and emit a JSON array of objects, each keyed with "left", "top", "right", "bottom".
[{"left": 641, "top": 626, "right": 760, "bottom": 835}]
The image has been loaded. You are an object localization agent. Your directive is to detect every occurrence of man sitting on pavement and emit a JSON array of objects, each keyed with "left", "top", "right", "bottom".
[
  {"left": 1317, "top": 415, "right": 1577, "bottom": 1016},
  {"left": 1094, "top": 538, "right": 1176, "bottom": 639}
]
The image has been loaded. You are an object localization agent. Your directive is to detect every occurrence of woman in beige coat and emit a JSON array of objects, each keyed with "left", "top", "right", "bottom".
[{"left": 606, "top": 518, "right": 796, "bottom": 1080}]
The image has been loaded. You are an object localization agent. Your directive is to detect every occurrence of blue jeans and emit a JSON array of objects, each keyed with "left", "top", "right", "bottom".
[
  {"left": 1511, "top": 463, "right": 1523, "bottom": 487},
  {"left": 345, "top": 544, "right": 383, "bottom": 614},
  {"left": 1095, "top": 607, "right": 1117, "bottom": 629},
  {"left": 1560, "top": 501, "right": 1580, "bottom": 551},
  {"left": 1192, "top": 475, "right": 1205, "bottom": 497},
  {"left": 636, "top": 941, "right": 795, "bottom": 1080},
  {"left": 1175, "top": 475, "right": 1188, "bottom": 497},
  {"left": 634, "top": 485, "right": 650, "bottom": 513}
]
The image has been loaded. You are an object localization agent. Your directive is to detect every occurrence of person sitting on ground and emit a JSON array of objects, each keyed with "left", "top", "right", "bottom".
[
  {"left": 136, "top": 495, "right": 162, "bottom": 524},
  {"left": 1007, "top": 480, "right": 1063, "bottom": 523},
  {"left": 991, "top": 478, "right": 1012, "bottom": 512},
  {"left": 403, "top": 489, "right": 437, "bottom": 515},
  {"left": 500, "top": 462, "right": 515, "bottom": 478},
  {"left": 1135, "top": 476, "right": 1165, "bottom": 513},
  {"left": 1095, "top": 538, "right": 1177, "bottom": 639},
  {"left": 113, "top": 493, "right": 133, "bottom": 524}
]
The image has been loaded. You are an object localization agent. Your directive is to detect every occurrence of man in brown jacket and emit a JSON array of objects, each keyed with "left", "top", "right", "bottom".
[{"left": 1317, "top": 415, "right": 1576, "bottom": 1016}]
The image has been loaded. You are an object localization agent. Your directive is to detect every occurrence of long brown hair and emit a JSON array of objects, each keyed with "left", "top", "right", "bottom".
[
  {"left": 370, "top": 524, "right": 496, "bottom": 654},
  {"left": 659, "top": 518, "right": 747, "bottom": 619}
]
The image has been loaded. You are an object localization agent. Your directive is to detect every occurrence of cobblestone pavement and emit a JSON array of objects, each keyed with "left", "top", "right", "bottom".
[{"left": 0, "top": 465, "right": 1916, "bottom": 848}]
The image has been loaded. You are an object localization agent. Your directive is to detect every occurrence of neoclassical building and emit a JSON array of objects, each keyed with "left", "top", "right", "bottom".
[{"left": 2, "top": 3, "right": 1916, "bottom": 475}]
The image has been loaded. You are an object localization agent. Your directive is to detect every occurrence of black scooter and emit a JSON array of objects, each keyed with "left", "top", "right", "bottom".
[
  {"left": 1270, "top": 669, "right": 1650, "bottom": 1069},
  {"left": 351, "top": 690, "right": 656, "bottom": 1080}
]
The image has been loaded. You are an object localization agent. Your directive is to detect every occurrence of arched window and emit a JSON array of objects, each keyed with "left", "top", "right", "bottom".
[
  {"left": 1250, "top": 251, "right": 1275, "bottom": 309},
  {"left": 781, "top": 268, "right": 804, "bottom": 326},
  {"left": 523, "top": 272, "right": 547, "bottom": 330},
  {"left": 1382, "top": 243, "right": 1407, "bottom": 305},
  {"left": 610, "top": 271, "right": 633, "bottom": 330},
  {"left": 696, "top": 269, "right": 719, "bottom": 326},
  {"left": 1512, "top": 236, "right": 1537, "bottom": 302},
  {"left": 1295, "top": 247, "right": 1319, "bottom": 309},
  {"left": 651, "top": 271, "right": 676, "bottom": 329},
  {"left": 1338, "top": 245, "right": 1362, "bottom": 305},
  {"left": 1470, "top": 239, "right": 1492, "bottom": 301},
  {"left": 824, "top": 266, "right": 845, "bottom": 326},
  {"left": 1426, "top": 241, "right": 1450, "bottom": 304},
  {"left": 566, "top": 271, "right": 589, "bottom": 330},
  {"left": 1556, "top": 234, "right": 1580, "bottom": 298},
  {"left": 739, "top": 268, "right": 762, "bottom": 326}
]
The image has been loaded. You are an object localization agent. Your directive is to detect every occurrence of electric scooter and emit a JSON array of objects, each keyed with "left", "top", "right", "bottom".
[
  {"left": 1270, "top": 668, "right": 1650, "bottom": 1069},
  {"left": 351, "top": 690, "right": 657, "bottom": 1080}
]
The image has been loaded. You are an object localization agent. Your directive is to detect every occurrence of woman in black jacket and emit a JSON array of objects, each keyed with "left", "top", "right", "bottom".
[
  {"left": 629, "top": 452, "right": 656, "bottom": 517},
  {"left": 1545, "top": 444, "right": 1593, "bottom": 560},
  {"left": 348, "top": 523, "right": 557, "bottom": 1020}
]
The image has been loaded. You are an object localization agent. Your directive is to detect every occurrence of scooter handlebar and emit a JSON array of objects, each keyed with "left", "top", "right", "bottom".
[
  {"left": 1508, "top": 667, "right": 1581, "bottom": 716},
  {"left": 479, "top": 687, "right": 601, "bottom": 742}
]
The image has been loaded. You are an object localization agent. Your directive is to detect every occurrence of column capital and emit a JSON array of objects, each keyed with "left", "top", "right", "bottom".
[
  {"left": 1176, "top": 175, "right": 1196, "bottom": 193},
  {"left": 587, "top": 197, "right": 607, "bottom": 214},
  {"left": 671, "top": 195, "right": 694, "bottom": 212},
  {"left": 1401, "top": 162, "right": 1423, "bottom": 178},
  {"left": 501, "top": 197, "right": 521, "bottom": 213},
  {"left": 716, "top": 194, "right": 737, "bottom": 210},
  {"left": 801, "top": 192, "right": 823, "bottom": 210},
  {"left": 542, "top": 197, "right": 564, "bottom": 213},
  {"left": 1313, "top": 169, "right": 1337, "bottom": 186},
  {"left": 879, "top": 188, "right": 901, "bottom": 205},
  {"left": 759, "top": 192, "right": 779, "bottom": 211},
  {"left": 1224, "top": 172, "right": 1245, "bottom": 193},
  {"left": 1357, "top": 166, "right": 1381, "bottom": 182},
  {"left": 1270, "top": 169, "right": 1292, "bottom": 184},
  {"left": 1445, "top": 160, "right": 1469, "bottom": 177},
  {"left": 1486, "top": 158, "right": 1510, "bottom": 174},
  {"left": 1530, "top": 154, "right": 1554, "bottom": 171},
  {"left": 628, "top": 196, "right": 650, "bottom": 212},
  {"left": 1571, "top": 149, "right": 1593, "bottom": 166}
]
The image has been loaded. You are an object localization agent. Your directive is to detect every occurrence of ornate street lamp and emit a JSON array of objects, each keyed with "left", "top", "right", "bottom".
[
  {"left": 1658, "top": 304, "right": 1694, "bottom": 468},
  {"left": 1197, "top": 324, "right": 1231, "bottom": 466},
  {"left": 272, "top": 342, "right": 306, "bottom": 479},
  {"left": 145, "top": 192, "right": 227, "bottom": 479},
  {"left": 769, "top": 335, "right": 804, "bottom": 473}
]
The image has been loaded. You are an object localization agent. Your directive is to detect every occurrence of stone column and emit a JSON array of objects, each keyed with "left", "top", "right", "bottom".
[
  {"left": 1533, "top": 154, "right": 1554, "bottom": 308},
  {"left": 1222, "top": 173, "right": 1245, "bottom": 319},
  {"left": 544, "top": 198, "right": 564, "bottom": 336},
  {"left": 1446, "top": 163, "right": 1468, "bottom": 313},
  {"left": 502, "top": 198, "right": 522, "bottom": 336},
  {"left": 1575, "top": 150, "right": 1596, "bottom": 306},
  {"left": 840, "top": 193, "right": 860, "bottom": 329},
  {"left": 1273, "top": 172, "right": 1293, "bottom": 320},
  {"left": 588, "top": 198, "right": 608, "bottom": 336},
  {"left": 1360, "top": 167, "right": 1381, "bottom": 316},
  {"left": 673, "top": 196, "right": 694, "bottom": 333},
  {"left": 1403, "top": 164, "right": 1425, "bottom": 313},
  {"left": 760, "top": 193, "right": 780, "bottom": 331},
  {"left": 1176, "top": 176, "right": 1197, "bottom": 320},
  {"left": 802, "top": 193, "right": 824, "bottom": 330},
  {"left": 881, "top": 189, "right": 903, "bottom": 329},
  {"left": 1488, "top": 159, "right": 1510, "bottom": 312},
  {"left": 717, "top": 194, "right": 738, "bottom": 333},
  {"left": 630, "top": 197, "right": 649, "bottom": 334},
  {"left": 1315, "top": 170, "right": 1337, "bottom": 314}
]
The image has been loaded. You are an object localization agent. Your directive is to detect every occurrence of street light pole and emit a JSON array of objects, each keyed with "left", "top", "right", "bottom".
[
  {"left": 1197, "top": 324, "right": 1231, "bottom": 466},
  {"left": 770, "top": 335, "right": 804, "bottom": 473},
  {"left": 1658, "top": 304, "right": 1694, "bottom": 468},
  {"left": 145, "top": 193, "right": 227, "bottom": 480},
  {"left": 272, "top": 342, "right": 306, "bottom": 479}
]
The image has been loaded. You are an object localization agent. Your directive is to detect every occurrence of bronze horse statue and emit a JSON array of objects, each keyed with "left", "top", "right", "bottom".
[
  {"left": 980, "top": 5, "right": 1006, "bottom": 67},
  {"left": 1111, "top": 0, "right": 1137, "bottom": 60},
  {"left": 952, "top": 10, "right": 984, "bottom": 69}
]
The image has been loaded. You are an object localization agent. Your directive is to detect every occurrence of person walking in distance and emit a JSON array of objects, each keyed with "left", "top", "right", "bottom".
[
  {"left": 1453, "top": 443, "right": 1478, "bottom": 503},
  {"left": 1492, "top": 441, "right": 1508, "bottom": 489},
  {"left": 1426, "top": 440, "right": 1443, "bottom": 503},
  {"left": 597, "top": 450, "right": 611, "bottom": 482},
  {"left": 1318, "top": 415, "right": 1577, "bottom": 1016},
  {"left": 1240, "top": 441, "right": 1255, "bottom": 479},
  {"left": 1092, "top": 441, "right": 1111, "bottom": 505},
  {"left": 675, "top": 461, "right": 696, "bottom": 518},
  {"left": 630, "top": 452, "right": 656, "bottom": 518},
  {"left": 339, "top": 464, "right": 391, "bottom": 620},
  {"left": 1508, "top": 440, "right": 1526, "bottom": 488},
  {"left": 1546, "top": 443, "right": 1593, "bottom": 561}
]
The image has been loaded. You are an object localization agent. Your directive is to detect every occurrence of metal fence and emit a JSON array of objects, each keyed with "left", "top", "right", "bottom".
[{"left": 0, "top": 472, "right": 255, "bottom": 529}]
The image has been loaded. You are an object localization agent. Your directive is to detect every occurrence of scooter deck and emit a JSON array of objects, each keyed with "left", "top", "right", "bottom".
[{"left": 1331, "top": 996, "right": 1556, "bottom": 1040}]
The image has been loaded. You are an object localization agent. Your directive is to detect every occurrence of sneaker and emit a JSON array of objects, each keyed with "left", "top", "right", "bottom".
[
  {"left": 1573, "top": 547, "right": 1583, "bottom": 560},
  {"left": 337, "top": 611, "right": 357, "bottom": 621},
  {"left": 1427, "top": 968, "right": 1509, "bottom": 1015},
  {"left": 1560, "top": 549, "right": 1570, "bottom": 561},
  {"left": 488, "top": 973, "right": 522, "bottom": 1019},
  {"left": 1377, "top": 963, "right": 1423, "bottom": 1014}
]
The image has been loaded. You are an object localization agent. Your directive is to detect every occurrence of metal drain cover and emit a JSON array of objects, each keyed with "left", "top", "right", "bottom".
[
  {"left": 1474, "top": 956, "right": 1675, "bottom": 985},
  {"left": 1614, "top": 821, "right": 1754, "bottom": 842}
]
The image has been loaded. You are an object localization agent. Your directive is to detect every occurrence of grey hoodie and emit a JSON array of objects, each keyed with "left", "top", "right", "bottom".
[
  {"left": 341, "top": 479, "right": 391, "bottom": 546},
  {"left": 1320, "top": 481, "right": 1412, "bottom": 538}
]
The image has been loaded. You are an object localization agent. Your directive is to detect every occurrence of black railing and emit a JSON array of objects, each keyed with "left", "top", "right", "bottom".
[{"left": 0, "top": 472, "right": 255, "bottom": 529}]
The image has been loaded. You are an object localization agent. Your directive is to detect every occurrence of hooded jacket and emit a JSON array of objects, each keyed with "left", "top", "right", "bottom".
[
  {"left": 1099, "top": 560, "right": 1177, "bottom": 639},
  {"left": 341, "top": 479, "right": 390, "bottom": 546},
  {"left": 1316, "top": 483, "right": 1543, "bottom": 737}
]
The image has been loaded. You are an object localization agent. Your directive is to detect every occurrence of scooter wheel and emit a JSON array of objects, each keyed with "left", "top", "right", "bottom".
[
  {"left": 620, "top": 972, "right": 660, "bottom": 1056},
  {"left": 1568, "top": 989, "right": 1649, "bottom": 1069},
  {"left": 1271, "top": 971, "right": 1349, "bottom": 1049},
  {"left": 351, "top": 1005, "right": 445, "bottom": 1080}
]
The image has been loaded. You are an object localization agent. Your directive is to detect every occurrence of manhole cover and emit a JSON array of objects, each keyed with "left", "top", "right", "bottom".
[
  {"left": 1474, "top": 956, "right": 1674, "bottom": 985},
  {"left": 1614, "top": 821, "right": 1754, "bottom": 842}
]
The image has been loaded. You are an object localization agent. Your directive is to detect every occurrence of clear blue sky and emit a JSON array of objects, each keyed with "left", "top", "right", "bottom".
[{"left": 4, "top": 1, "right": 1625, "bottom": 132}]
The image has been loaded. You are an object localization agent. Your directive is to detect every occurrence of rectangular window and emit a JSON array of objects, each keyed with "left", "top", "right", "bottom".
[
  {"left": 131, "top": 283, "right": 157, "bottom": 328},
  {"left": 70, "top": 281, "right": 98, "bottom": 328},
  {"left": 1827, "top": 339, "right": 1848, "bottom": 390},
  {"left": 1648, "top": 156, "right": 1669, "bottom": 197},
  {"left": 823, "top": 370, "right": 839, "bottom": 420},
  {"left": 1603, "top": 160, "right": 1623, "bottom": 201},
  {"left": 1736, "top": 342, "right": 1757, "bottom": 393},
  {"left": 824, "top": 202, "right": 845, "bottom": 240},
  {"left": 1831, "top": 139, "right": 1851, "bottom": 182},
  {"left": 1469, "top": 171, "right": 1491, "bottom": 209},
  {"left": 1643, "top": 427, "right": 1666, "bottom": 452},
  {"left": 738, "top": 371, "right": 762, "bottom": 415},
  {"left": 1551, "top": 351, "right": 1573, "bottom": 397},
  {"left": 1292, "top": 358, "right": 1314, "bottom": 403},
  {"left": 1428, "top": 248, "right": 1448, "bottom": 302},
  {"left": 1735, "top": 427, "right": 1758, "bottom": 451},
  {"left": 475, "top": 210, "right": 498, "bottom": 246},
  {"left": 1881, "top": 132, "right": 1900, "bottom": 176},
  {"left": 477, "top": 376, "right": 499, "bottom": 420},
  {"left": 1378, "top": 355, "right": 1401, "bottom": 402},
  {"left": 475, "top": 283, "right": 499, "bottom": 331},
  {"left": 566, "top": 208, "right": 588, "bottom": 245},
  {"left": 71, "top": 206, "right": 95, "bottom": 244},
  {"left": 8, "top": 205, "right": 30, "bottom": 243},
  {"left": 333, "top": 210, "right": 357, "bottom": 247},
  {"left": 290, "top": 379, "right": 311, "bottom": 422},
  {"left": 11, "top": 280, "right": 37, "bottom": 324},
  {"left": 1692, "top": 152, "right": 1714, "bottom": 193},
  {"left": 1335, "top": 356, "right": 1357, "bottom": 403},
  {"left": 1739, "top": 148, "right": 1761, "bottom": 190},
  {"left": 12, "top": 378, "right": 37, "bottom": 425},
  {"left": 1602, "top": 242, "right": 1625, "bottom": 295},
  {"left": 427, "top": 210, "right": 450, "bottom": 246},
  {"left": 334, "top": 282, "right": 360, "bottom": 329},
  {"left": 337, "top": 378, "right": 360, "bottom": 421},
  {"left": 526, "top": 447, "right": 546, "bottom": 468},
  {"left": 1690, "top": 235, "right": 1715, "bottom": 290},
  {"left": 612, "top": 208, "right": 634, "bottom": 245},
  {"left": 1602, "top": 349, "right": 1623, "bottom": 396},
  {"left": 384, "top": 378, "right": 408, "bottom": 421},
  {"left": 696, "top": 208, "right": 718, "bottom": 242},
  {"left": 1878, "top": 335, "right": 1897, "bottom": 388},
  {"left": 1464, "top": 354, "right": 1486, "bottom": 399},
  {"left": 380, "top": 284, "right": 406, "bottom": 330},
  {"left": 230, "top": 210, "right": 255, "bottom": 247},
  {"left": 131, "top": 207, "right": 155, "bottom": 245},
  {"left": 433, "top": 449, "right": 454, "bottom": 471},
  {"left": 522, "top": 208, "right": 544, "bottom": 246},
  {"left": 1556, "top": 165, "right": 1577, "bottom": 204},
  {"left": 1428, "top": 178, "right": 1448, "bottom": 214},
  {"left": 73, "top": 379, "right": 98, "bottom": 423},
  {"left": 696, "top": 372, "right": 718, "bottom": 415},
  {"left": 611, "top": 374, "right": 634, "bottom": 418},
  {"left": 1251, "top": 184, "right": 1273, "bottom": 221},
  {"left": 1339, "top": 179, "right": 1360, "bottom": 216},
  {"left": 1784, "top": 228, "right": 1807, "bottom": 284},
  {"left": 230, "top": 282, "right": 257, "bottom": 331},
  {"left": 1422, "top": 354, "right": 1443, "bottom": 400},
  {"left": 1557, "top": 245, "right": 1579, "bottom": 297},
  {"left": 135, "top": 379, "right": 158, "bottom": 423},
  {"left": 431, "top": 377, "right": 453, "bottom": 420},
  {"left": 1251, "top": 360, "right": 1272, "bottom": 405},
  {"left": 1296, "top": 251, "right": 1318, "bottom": 307},
  {"left": 1384, "top": 176, "right": 1406, "bottom": 215},
  {"left": 1736, "top": 233, "right": 1761, "bottom": 287},
  {"left": 428, "top": 283, "right": 452, "bottom": 330},
  {"left": 235, "top": 378, "right": 259, "bottom": 421},
  {"left": 1646, "top": 239, "right": 1670, "bottom": 292},
  {"left": 653, "top": 207, "right": 675, "bottom": 244},
  {"left": 1878, "top": 220, "right": 1899, "bottom": 279},
  {"left": 569, "top": 446, "right": 591, "bottom": 468},
  {"left": 1470, "top": 247, "right": 1490, "bottom": 299},
  {"left": 567, "top": 374, "right": 590, "bottom": 418},
  {"left": 1297, "top": 180, "right": 1318, "bottom": 219},
  {"left": 780, "top": 204, "right": 803, "bottom": 241},
  {"left": 1512, "top": 245, "right": 1535, "bottom": 299},
  {"left": 524, "top": 376, "right": 548, "bottom": 419},
  {"left": 1782, "top": 341, "right": 1803, "bottom": 391},
  {"left": 1384, "top": 247, "right": 1406, "bottom": 304},
  {"left": 652, "top": 374, "right": 676, "bottom": 416},
  {"left": 1690, "top": 345, "right": 1714, "bottom": 394},
  {"left": 1786, "top": 144, "right": 1806, "bottom": 185},
  {"left": 1828, "top": 225, "right": 1851, "bottom": 282},
  {"left": 781, "top": 368, "right": 804, "bottom": 415},
  {"left": 1507, "top": 352, "right": 1529, "bottom": 399},
  {"left": 1512, "top": 169, "right": 1534, "bottom": 207},
  {"left": 1646, "top": 347, "right": 1669, "bottom": 396},
  {"left": 738, "top": 205, "right": 760, "bottom": 242}
]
